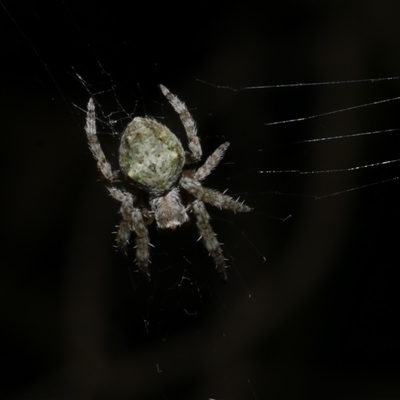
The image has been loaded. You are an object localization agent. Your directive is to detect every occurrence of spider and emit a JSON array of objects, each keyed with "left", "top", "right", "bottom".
[{"left": 85, "top": 84, "right": 251, "bottom": 281}]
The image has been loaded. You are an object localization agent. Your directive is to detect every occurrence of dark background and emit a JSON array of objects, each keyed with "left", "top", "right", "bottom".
[{"left": 1, "top": 2, "right": 400, "bottom": 399}]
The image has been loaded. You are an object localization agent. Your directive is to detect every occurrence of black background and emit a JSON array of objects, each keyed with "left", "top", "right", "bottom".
[{"left": 1, "top": 2, "right": 400, "bottom": 399}]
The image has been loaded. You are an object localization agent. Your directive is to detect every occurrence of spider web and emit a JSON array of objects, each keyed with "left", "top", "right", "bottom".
[{"left": 1, "top": 2, "right": 400, "bottom": 399}]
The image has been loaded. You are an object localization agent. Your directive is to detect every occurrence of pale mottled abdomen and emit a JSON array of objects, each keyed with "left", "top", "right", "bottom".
[{"left": 119, "top": 117, "right": 185, "bottom": 193}]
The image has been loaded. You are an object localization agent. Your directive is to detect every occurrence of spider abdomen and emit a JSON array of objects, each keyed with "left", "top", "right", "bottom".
[{"left": 119, "top": 117, "right": 185, "bottom": 193}]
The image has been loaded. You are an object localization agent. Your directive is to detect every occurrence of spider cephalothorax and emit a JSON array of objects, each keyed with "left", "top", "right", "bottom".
[{"left": 85, "top": 84, "right": 251, "bottom": 281}]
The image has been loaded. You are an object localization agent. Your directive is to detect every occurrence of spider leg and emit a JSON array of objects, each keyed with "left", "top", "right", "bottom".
[
  {"left": 130, "top": 208, "right": 151, "bottom": 281},
  {"left": 159, "top": 84, "right": 202, "bottom": 164},
  {"left": 181, "top": 176, "right": 251, "bottom": 213},
  {"left": 195, "top": 142, "right": 230, "bottom": 181},
  {"left": 192, "top": 199, "right": 227, "bottom": 281},
  {"left": 85, "top": 98, "right": 118, "bottom": 183},
  {"left": 86, "top": 98, "right": 151, "bottom": 280},
  {"left": 86, "top": 98, "right": 123, "bottom": 202},
  {"left": 116, "top": 192, "right": 151, "bottom": 281},
  {"left": 116, "top": 199, "right": 133, "bottom": 253}
]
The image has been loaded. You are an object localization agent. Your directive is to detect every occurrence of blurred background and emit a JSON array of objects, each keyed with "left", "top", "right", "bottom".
[{"left": 1, "top": 2, "right": 400, "bottom": 399}]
